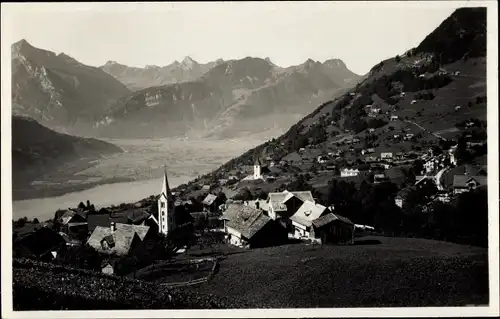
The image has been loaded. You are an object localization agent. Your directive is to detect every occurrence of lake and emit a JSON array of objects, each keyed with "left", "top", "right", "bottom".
[
  {"left": 11, "top": 135, "right": 273, "bottom": 221},
  {"left": 12, "top": 176, "right": 189, "bottom": 222}
]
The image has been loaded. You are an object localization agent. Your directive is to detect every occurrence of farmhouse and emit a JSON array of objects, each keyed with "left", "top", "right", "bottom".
[
  {"left": 202, "top": 194, "right": 219, "bottom": 213},
  {"left": 310, "top": 213, "right": 355, "bottom": 245},
  {"left": 395, "top": 188, "right": 413, "bottom": 208},
  {"left": 452, "top": 175, "right": 487, "bottom": 194},
  {"left": 87, "top": 222, "right": 156, "bottom": 257},
  {"left": 290, "top": 201, "right": 330, "bottom": 240},
  {"left": 380, "top": 152, "right": 393, "bottom": 161},
  {"left": 13, "top": 224, "right": 65, "bottom": 259},
  {"left": 340, "top": 168, "right": 360, "bottom": 177},
  {"left": 221, "top": 204, "right": 286, "bottom": 249},
  {"left": 266, "top": 190, "right": 315, "bottom": 222},
  {"left": 373, "top": 173, "right": 387, "bottom": 184}
]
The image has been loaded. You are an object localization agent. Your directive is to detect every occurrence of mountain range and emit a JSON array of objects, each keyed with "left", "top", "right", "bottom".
[
  {"left": 95, "top": 56, "right": 361, "bottom": 139},
  {"left": 100, "top": 56, "right": 225, "bottom": 91},
  {"left": 11, "top": 41, "right": 361, "bottom": 139},
  {"left": 180, "top": 7, "right": 487, "bottom": 191}
]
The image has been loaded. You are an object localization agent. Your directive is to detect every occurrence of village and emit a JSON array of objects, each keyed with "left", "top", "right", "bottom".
[{"left": 13, "top": 126, "right": 488, "bottom": 279}]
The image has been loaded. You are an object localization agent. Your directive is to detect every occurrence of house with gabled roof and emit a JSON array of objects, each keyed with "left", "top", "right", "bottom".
[
  {"left": 221, "top": 204, "right": 286, "bottom": 248},
  {"left": 86, "top": 222, "right": 156, "bottom": 257},
  {"left": 202, "top": 194, "right": 219, "bottom": 213},
  {"left": 310, "top": 213, "right": 355, "bottom": 245},
  {"left": 266, "top": 190, "right": 315, "bottom": 224},
  {"left": 452, "top": 175, "right": 487, "bottom": 194},
  {"left": 290, "top": 200, "right": 330, "bottom": 239}
]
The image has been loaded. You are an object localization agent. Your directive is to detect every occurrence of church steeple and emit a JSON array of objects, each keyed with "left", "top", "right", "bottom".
[
  {"left": 158, "top": 165, "right": 176, "bottom": 236},
  {"left": 161, "top": 165, "right": 171, "bottom": 198}
]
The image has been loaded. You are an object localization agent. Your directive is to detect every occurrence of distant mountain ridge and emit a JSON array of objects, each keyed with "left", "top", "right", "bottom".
[
  {"left": 100, "top": 56, "right": 225, "bottom": 91},
  {"left": 95, "top": 56, "right": 361, "bottom": 139},
  {"left": 11, "top": 40, "right": 131, "bottom": 132}
]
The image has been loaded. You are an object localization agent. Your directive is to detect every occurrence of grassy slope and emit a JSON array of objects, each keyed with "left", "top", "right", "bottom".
[{"left": 189, "top": 236, "right": 489, "bottom": 307}]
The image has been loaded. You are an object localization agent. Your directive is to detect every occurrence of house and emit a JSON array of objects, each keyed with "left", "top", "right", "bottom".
[
  {"left": 59, "top": 210, "right": 86, "bottom": 226},
  {"left": 87, "top": 222, "right": 156, "bottom": 257},
  {"left": 367, "top": 128, "right": 375, "bottom": 134},
  {"left": 373, "top": 173, "right": 387, "bottom": 184},
  {"left": 340, "top": 168, "right": 359, "bottom": 177},
  {"left": 317, "top": 155, "right": 328, "bottom": 164},
  {"left": 310, "top": 213, "right": 355, "bottom": 245},
  {"left": 390, "top": 115, "right": 399, "bottom": 121},
  {"left": 266, "top": 190, "right": 315, "bottom": 229},
  {"left": 221, "top": 204, "right": 286, "bottom": 248},
  {"left": 87, "top": 210, "right": 111, "bottom": 234},
  {"left": 365, "top": 156, "right": 378, "bottom": 163},
  {"left": 245, "top": 199, "right": 269, "bottom": 212},
  {"left": 202, "top": 194, "right": 219, "bottom": 213},
  {"left": 109, "top": 209, "right": 151, "bottom": 226},
  {"left": 411, "top": 100, "right": 417, "bottom": 105},
  {"left": 404, "top": 133, "right": 415, "bottom": 140},
  {"left": 290, "top": 201, "right": 330, "bottom": 239},
  {"left": 455, "top": 105, "right": 461, "bottom": 111},
  {"left": 395, "top": 188, "right": 413, "bottom": 208},
  {"left": 13, "top": 224, "right": 65, "bottom": 259},
  {"left": 452, "top": 175, "right": 488, "bottom": 194},
  {"left": 370, "top": 108, "right": 381, "bottom": 114},
  {"left": 58, "top": 232, "right": 82, "bottom": 247},
  {"left": 101, "top": 260, "right": 118, "bottom": 275},
  {"left": 380, "top": 152, "right": 393, "bottom": 161},
  {"left": 57, "top": 210, "right": 88, "bottom": 239},
  {"left": 361, "top": 148, "right": 375, "bottom": 155}
]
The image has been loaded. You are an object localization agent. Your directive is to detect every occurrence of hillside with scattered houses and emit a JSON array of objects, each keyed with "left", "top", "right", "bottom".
[{"left": 11, "top": 7, "right": 490, "bottom": 310}]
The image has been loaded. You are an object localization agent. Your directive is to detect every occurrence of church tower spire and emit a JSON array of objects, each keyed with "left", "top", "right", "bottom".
[{"left": 161, "top": 165, "right": 171, "bottom": 198}]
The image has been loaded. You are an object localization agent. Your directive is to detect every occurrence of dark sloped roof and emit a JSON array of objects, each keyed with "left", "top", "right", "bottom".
[
  {"left": 202, "top": 194, "right": 218, "bottom": 206},
  {"left": 453, "top": 175, "right": 488, "bottom": 188},
  {"left": 223, "top": 204, "right": 271, "bottom": 239},
  {"left": 87, "top": 223, "right": 151, "bottom": 256},
  {"left": 312, "top": 213, "right": 353, "bottom": 228},
  {"left": 87, "top": 212, "right": 110, "bottom": 233}
]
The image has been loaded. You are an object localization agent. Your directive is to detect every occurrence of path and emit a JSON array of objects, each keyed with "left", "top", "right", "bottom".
[{"left": 403, "top": 119, "right": 448, "bottom": 141}]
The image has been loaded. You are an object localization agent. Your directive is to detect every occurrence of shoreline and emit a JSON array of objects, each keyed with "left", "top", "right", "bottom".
[{"left": 12, "top": 176, "right": 137, "bottom": 202}]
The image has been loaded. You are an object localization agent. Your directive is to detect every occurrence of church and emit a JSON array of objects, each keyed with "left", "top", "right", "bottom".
[{"left": 155, "top": 166, "right": 177, "bottom": 236}]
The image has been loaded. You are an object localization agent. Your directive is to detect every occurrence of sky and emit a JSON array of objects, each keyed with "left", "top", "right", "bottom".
[{"left": 2, "top": 2, "right": 468, "bottom": 75}]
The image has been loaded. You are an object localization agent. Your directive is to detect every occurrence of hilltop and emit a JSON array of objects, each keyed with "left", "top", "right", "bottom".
[
  {"left": 11, "top": 40, "right": 130, "bottom": 133},
  {"left": 94, "top": 57, "right": 361, "bottom": 139},
  {"left": 12, "top": 115, "right": 124, "bottom": 200}
]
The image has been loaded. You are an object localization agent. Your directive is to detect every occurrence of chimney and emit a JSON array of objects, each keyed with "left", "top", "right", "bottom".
[{"left": 110, "top": 222, "right": 116, "bottom": 232}]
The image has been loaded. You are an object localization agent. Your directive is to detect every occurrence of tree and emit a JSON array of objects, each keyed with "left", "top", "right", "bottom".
[
  {"left": 32, "top": 218, "right": 39, "bottom": 224},
  {"left": 454, "top": 137, "right": 471, "bottom": 164},
  {"left": 395, "top": 55, "right": 402, "bottom": 63}
]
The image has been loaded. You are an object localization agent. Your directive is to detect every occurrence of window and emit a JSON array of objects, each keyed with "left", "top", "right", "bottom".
[{"left": 160, "top": 202, "right": 165, "bottom": 208}]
